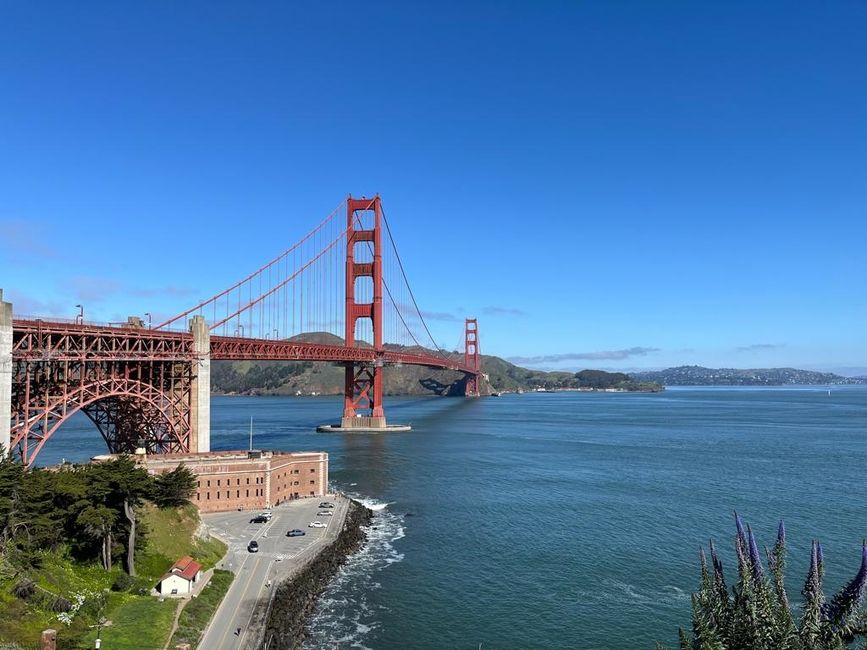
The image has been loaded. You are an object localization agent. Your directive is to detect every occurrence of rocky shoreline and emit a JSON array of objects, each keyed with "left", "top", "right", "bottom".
[{"left": 258, "top": 499, "right": 374, "bottom": 649}]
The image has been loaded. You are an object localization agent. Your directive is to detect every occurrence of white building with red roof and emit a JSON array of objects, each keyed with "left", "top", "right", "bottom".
[{"left": 157, "top": 555, "right": 203, "bottom": 596}]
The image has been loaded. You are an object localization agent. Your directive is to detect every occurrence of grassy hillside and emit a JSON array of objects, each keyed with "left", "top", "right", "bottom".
[
  {"left": 0, "top": 504, "right": 225, "bottom": 649},
  {"left": 210, "top": 333, "right": 660, "bottom": 395}
]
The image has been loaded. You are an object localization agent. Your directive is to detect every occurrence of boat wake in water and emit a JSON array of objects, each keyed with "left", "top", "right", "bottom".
[{"left": 303, "top": 495, "right": 405, "bottom": 649}]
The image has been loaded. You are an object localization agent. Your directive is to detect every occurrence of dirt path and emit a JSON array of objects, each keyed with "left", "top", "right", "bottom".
[{"left": 161, "top": 568, "right": 215, "bottom": 650}]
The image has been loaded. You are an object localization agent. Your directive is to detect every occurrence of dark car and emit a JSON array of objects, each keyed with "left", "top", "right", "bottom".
[
  {"left": 247, "top": 540, "right": 259, "bottom": 553},
  {"left": 286, "top": 529, "right": 306, "bottom": 537},
  {"left": 318, "top": 502, "right": 334, "bottom": 509},
  {"left": 250, "top": 515, "right": 268, "bottom": 524}
]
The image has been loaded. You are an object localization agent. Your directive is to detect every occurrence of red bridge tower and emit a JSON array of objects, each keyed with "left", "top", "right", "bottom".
[
  {"left": 342, "top": 196, "right": 386, "bottom": 428},
  {"left": 464, "top": 318, "right": 481, "bottom": 396}
]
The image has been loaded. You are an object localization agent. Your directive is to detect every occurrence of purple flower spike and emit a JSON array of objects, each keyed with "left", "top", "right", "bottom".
[
  {"left": 821, "top": 540, "right": 867, "bottom": 623},
  {"left": 777, "top": 520, "right": 786, "bottom": 545},
  {"left": 748, "top": 525, "right": 764, "bottom": 581},
  {"left": 710, "top": 539, "right": 724, "bottom": 577},
  {"left": 735, "top": 512, "right": 747, "bottom": 545},
  {"left": 766, "top": 544, "right": 777, "bottom": 572},
  {"left": 806, "top": 541, "right": 821, "bottom": 594}
]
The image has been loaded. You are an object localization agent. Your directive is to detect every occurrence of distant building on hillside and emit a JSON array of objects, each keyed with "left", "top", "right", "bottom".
[
  {"left": 157, "top": 555, "right": 202, "bottom": 596},
  {"left": 93, "top": 449, "right": 329, "bottom": 513}
]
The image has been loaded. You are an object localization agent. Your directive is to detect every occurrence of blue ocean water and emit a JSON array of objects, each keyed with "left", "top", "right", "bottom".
[{"left": 37, "top": 386, "right": 867, "bottom": 649}]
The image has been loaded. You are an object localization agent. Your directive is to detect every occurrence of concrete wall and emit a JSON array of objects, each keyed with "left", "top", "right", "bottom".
[
  {"left": 0, "top": 290, "right": 12, "bottom": 456},
  {"left": 189, "top": 316, "right": 211, "bottom": 453},
  {"left": 145, "top": 451, "right": 329, "bottom": 513},
  {"left": 159, "top": 573, "right": 192, "bottom": 595}
]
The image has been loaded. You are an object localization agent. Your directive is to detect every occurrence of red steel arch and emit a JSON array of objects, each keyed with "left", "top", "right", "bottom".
[
  {"left": 10, "top": 319, "right": 195, "bottom": 466},
  {"left": 12, "top": 378, "right": 190, "bottom": 465}
]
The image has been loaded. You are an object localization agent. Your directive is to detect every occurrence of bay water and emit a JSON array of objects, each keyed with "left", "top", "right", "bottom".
[{"left": 37, "top": 386, "right": 867, "bottom": 649}]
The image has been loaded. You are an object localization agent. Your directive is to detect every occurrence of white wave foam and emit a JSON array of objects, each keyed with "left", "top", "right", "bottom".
[
  {"left": 302, "top": 491, "right": 405, "bottom": 649},
  {"left": 353, "top": 496, "right": 391, "bottom": 511}
]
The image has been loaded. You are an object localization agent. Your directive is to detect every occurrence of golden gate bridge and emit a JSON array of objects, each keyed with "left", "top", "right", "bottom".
[{"left": 0, "top": 196, "right": 482, "bottom": 466}]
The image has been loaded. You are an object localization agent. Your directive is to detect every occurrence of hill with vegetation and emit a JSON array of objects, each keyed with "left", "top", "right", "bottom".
[
  {"left": 0, "top": 455, "right": 228, "bottom": 649},
  {"left": 631, "top": 365, "right": 866, "bottom": 386},
  {"left": 211, "top": 333, "right": 662, "bottom": 395}
]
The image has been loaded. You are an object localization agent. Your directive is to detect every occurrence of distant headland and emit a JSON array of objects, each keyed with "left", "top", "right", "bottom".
[{"left": 630, "top": 365, "right": 865, "bottom": 386}]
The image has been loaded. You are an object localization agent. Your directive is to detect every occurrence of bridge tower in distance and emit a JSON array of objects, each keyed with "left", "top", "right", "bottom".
[{"left": 464, "top": 318, "right": 481, "bottom": 397}]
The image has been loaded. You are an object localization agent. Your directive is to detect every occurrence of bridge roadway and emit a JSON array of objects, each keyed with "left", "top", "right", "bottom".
[
  {"left": 199, "top": 494, "right": 350, "bottom": 650},
  {"left": 10, "top": 319, "right": 476, "bottom": 373}
]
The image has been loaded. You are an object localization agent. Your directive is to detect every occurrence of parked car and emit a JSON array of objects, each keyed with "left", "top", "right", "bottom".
[
  {"left": 317, "top": 511, "right": 333, "bottom": 517},
  {"left": 247, "top": 540, "right": 259, "bottom": 553},
  {"left": 250, "top": 515, "right": 268, "bottom": 524},
  {"left": 318, "top": 502, "right": 334, "bottom": 509},
  {"left": 259, "top": 512, "right": 273, "bottom": 520},
  {"left": 308, "top": 521, "right": 327, "bottom": 528},
  {"left": 286, "top": 529, "right": 306, "bottom": 537}
]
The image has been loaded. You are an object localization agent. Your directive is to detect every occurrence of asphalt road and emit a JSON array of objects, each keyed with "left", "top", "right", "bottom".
[{"left": 198, "top": 495, "right": 349, "bottom": 650}]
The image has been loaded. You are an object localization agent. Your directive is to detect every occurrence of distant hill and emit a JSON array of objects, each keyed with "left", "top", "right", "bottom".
[
  {"left": 631, "top": 365, "right": 866, "bottom": 386},
  {"left": 210, "top": 334, "right": 662, "bottom": 396}
]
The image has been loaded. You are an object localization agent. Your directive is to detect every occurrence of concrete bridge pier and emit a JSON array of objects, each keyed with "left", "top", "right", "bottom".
[
  {"left": 0, "top": 291, "right": 11, "bottom": 456},
  {"left": 189, "top": 315, "right": 211, "bottom": 453}
]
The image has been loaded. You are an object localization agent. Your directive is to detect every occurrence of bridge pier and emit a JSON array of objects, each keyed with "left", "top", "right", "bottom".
[
  {"left": 189, "top": 315, "right": 211, "bottom": 453},
  {"left": 0, "top": 291, "right": 11, "bottom": 456}
]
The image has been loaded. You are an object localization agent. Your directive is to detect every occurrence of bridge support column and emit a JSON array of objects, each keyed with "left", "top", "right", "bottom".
[
  {"left": 341, "top": 195, "right": 387, "bottom": 429},
  {"left": 341, "top": 363, "right": 385, "bottom": 429},
  {"left": 190, "top": 315, "right": 210, "bottom": 452},
  {"left": 464, "top": 318, "right": 481, "bottom": 397},
  {"left": 0, "top": 291, "right": 11, "bottom": 456}
]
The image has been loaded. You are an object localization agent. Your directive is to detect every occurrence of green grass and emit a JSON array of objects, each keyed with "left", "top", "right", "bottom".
[
  {"left": 81, "top": 596, "right": 177, "bottom": 650},
  {"left": 138, "top": 504, "right": 226, "bottom": 582},
  {"left": 169, "top": 570, "right": 234, "bottom": 649}
]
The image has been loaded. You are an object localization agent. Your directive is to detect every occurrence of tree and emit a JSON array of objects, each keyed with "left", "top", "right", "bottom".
[
  {"left": 75, "top": 505, "right": 117, "bottom": 571},
  {"left": 666, "top": 514, "right": 867, "bottom": 649},
  {"left": 0, "top": 448, "right": 25, "bottom": 551},
  {"left": 88, "top": 457, "right": 152, "bottom": 576},
  {"left": 152, "top": 464, "right": 197, "bottom": 508}
]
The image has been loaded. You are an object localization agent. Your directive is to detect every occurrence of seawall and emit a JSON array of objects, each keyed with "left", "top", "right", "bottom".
[{"left": 258, "top": 499, "right": 373, "bottom": 649}]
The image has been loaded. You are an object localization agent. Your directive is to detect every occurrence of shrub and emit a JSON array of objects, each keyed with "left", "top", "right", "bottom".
[
  {"left": 663, "top": 513, "right": 867, "bottom": 650},
  {"left": 111, "top": 572, "right": 136, "bottom": 592}
]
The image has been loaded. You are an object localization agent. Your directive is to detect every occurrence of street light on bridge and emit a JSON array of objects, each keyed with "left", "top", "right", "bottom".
[
  {"left": 74, "top": 304, "right": 83, "bottom": 325},
  {"left": 144, "top": 312, "right": 152, "bottom": 329}
]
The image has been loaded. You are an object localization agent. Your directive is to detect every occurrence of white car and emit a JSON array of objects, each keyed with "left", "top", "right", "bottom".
[
  {"left": 317, "top": 511, "right": 333, "bottom": 517},
  {"left": 308, "top": 521, "right": 327, "bottom": 528},
  {"left": 259, "top": 512, "right": 273, "bottom": 520}
]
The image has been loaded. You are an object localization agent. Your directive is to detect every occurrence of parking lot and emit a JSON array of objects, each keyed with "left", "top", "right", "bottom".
[{"left": 198, "top": 494, "right": 349, "bottom": 649}]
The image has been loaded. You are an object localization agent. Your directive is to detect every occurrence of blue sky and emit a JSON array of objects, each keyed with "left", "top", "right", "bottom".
[{"left": 1, "top": 2, "right": 865, "bottom": 373}]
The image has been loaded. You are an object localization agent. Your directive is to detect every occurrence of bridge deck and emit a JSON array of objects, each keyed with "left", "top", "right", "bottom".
[{"left": 10, "top": 320, "right": 476, "bottom": 374}]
